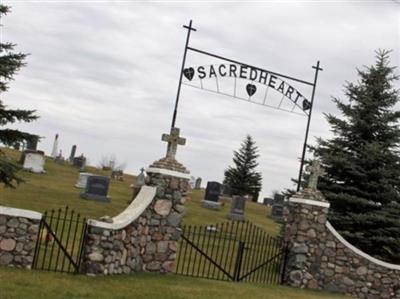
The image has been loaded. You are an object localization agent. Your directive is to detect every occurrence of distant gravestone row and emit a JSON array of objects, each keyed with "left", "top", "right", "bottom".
[
  {"left": 200, "top": 181, "right": 247, "bottom": 220},
  {"left": 198, "top": 179, "right": 286, "bottom": 221}
]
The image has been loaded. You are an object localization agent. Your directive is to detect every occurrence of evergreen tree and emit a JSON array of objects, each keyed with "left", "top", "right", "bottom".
[
  {"left": 313, "top": 50, "right": 400, "bottom": 263},
  {"left": 0, "top": 5, "right": 39, "bottom": 188},
  {"left": 223, "top": 135, "right": 262, "bottom": 202}
]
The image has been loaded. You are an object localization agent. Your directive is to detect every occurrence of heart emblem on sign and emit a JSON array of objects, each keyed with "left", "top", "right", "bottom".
[
  {"left": 302, "top": 99, "right": 311, "bottom": 111},
  {"left": 246, "top": 84, "right": 257, "bottom": 97},
  {"left": 183, "top": 67, "right": 195, "bottom": 81}
]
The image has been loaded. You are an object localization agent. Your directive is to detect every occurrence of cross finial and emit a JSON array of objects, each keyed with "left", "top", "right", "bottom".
[
  {"left": 183, "top": 20, "right": 197, "bottom": 33},
  {"left": 162, "top": 127, "right": 186, "bottom": 159},
  {"left": 306, "top": 160, "right": 326, "bottom": 190},
  {"left": 312, "top": 61, "right": 323, "bottom": 72}
]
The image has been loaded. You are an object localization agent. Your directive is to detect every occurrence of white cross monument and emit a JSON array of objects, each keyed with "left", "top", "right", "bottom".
[
  {"left": 161, "top": 127, "right": 186, "bottom": 159},
  {"left": 306, "top": 160, "right": 326, "bottom": 190}
]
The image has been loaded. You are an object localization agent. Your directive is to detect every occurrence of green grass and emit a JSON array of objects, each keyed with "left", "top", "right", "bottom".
[
  {"left": 0, "top": 267, "right": 351, "bottom": 299},
  {"left": 0, "top": 148, "right": 280, "bottom": 235}
]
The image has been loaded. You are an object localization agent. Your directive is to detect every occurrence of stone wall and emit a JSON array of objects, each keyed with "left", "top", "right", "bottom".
[
  {"left": 0, "top": 207, "right": 41, "bottom": 269},
  {"left": 83, "top": 156, "right": 189, "bottom": 275},
  {"left": 284, "top": 189, "right": 400, "bottom": 299}
]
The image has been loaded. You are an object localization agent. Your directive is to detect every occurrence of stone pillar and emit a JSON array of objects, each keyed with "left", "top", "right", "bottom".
[
  {"left": 283, "top": 188, "right": 330, "bottom": 289},
  {"left": 144, "top": 156, "right": 190, "bottom": 272},
  {"left": 0, "top": 207, "right": 42, "bottom": 269},
  {"left": 83, "top": 156, "right": 190, "bottom": 275}
]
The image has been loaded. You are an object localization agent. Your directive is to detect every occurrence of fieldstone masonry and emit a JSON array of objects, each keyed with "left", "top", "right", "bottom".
[
  {"left": 82, "top": 128, "right": 190, "bottom": 275},
  {"left": 0, "top": 209, "right": 41, "bottom": 269},
  {"left": 284, "top": 188, "right": 400, "bottom": 299}
]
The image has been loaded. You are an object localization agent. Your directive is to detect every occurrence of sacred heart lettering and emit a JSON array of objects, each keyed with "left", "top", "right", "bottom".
[
  {"left": 183, "top": 67, "right": 195, "bottom": 81},
  {"left": 302, "top": 99, "right": 311, "bottom": 111},
  {"left": 246, "top": 84, "right": 257, "bottom": 97}
]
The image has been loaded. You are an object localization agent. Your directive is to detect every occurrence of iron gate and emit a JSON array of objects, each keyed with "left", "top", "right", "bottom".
[
  {"left": 32, "top": 206, "right": 87, "bottom": 273},
  {"left": 175, "top": 221, "right": 288, "bottom": 283}
]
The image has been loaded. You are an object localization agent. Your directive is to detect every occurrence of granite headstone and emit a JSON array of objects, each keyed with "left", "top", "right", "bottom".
[
  {"left": 194, "top": 177, "right": 202, "bottom": 189},
  {"left": 80, "top": 175, "right": 111, "bottom": 202},
  {"left": 73, "top": 155, "right": 86, "bottom": 168},
  {"left": 69, "top": 145, "right": 77, "bottom": 163},
  {"left": 201, "top": 181, "right": 222, "bottom": 210},
  {"left": 271, "top": 193, "right": 285, "bottom": 219},
  {"left": 226, "top": 195, "right": 246, "bottom": 221}
]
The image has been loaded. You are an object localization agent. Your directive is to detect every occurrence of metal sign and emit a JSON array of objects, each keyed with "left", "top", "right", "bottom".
[
  {"left": 171, "top": 20, "right": 322, "bottom": 192},
  {"left": 182, "top": 63, "right": 311, "bottom": 116}
]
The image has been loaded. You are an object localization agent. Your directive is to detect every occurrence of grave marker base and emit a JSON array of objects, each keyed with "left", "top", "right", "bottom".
[
  {"left": 201, "top": 200, "right": 221, "bottom": 211},
  {"left": 80, "top": 193, "right": 111, "bottom": 203}
]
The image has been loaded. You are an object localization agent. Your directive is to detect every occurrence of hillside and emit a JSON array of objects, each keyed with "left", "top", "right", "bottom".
[{"left": 0, "top": 148, "right": 280, "bottom": 236}]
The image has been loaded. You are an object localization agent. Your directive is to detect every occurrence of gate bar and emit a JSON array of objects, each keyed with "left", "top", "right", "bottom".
[
  {"left": 42, "top": 220, "right": 79, "bottom": 271},
  {"left": 32, "top": 215, "right": 45, "bottom": 269}
]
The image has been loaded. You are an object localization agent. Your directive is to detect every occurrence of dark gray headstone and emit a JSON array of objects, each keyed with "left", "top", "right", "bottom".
[
  {"left": 263, "top": 197, "right": 273, "bottom": 206},
  {"left": 273, "top": 193, "right": 285, "bottom": 204},
  {"left": 73, "top": 156, "right": 86, "bottom": 168},
  {"left": 111, "top": 170, "right": 124, "bottom": 181},
  {"left": 271, "top": 205, "right": 284, "bottom": 218},
  {"left": 204, "top": 181, "right": 221, "bottom": 202},
  {"left": 227, "top": 195, "right": 246, "bottom": 221},
  {"left": 80, "top": 175, "right": 111, "bottom": 202},
  {"left": 69, "top": 145, "right": 77, "bottom": 162},
  {"left": 26, "top": 138, "right": 38, "bottom": 151},
  {"left": 194, "top": 177, "right": 202, "bottom": 189}
]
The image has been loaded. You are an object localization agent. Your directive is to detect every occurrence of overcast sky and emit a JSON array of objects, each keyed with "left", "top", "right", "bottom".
[{"left": 1, "top": 0, "right": 399, "bottom": 200}]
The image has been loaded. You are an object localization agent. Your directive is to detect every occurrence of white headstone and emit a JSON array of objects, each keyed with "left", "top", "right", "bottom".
[
  {"left": 23, "top": 152, "right": 45, "bottom": 173},
  {"left": 75, "top": 172, "right": 93, "bottom": 189}
]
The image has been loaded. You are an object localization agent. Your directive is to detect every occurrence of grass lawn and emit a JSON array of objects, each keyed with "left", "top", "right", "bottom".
[
  {"left": 0, "top": 267, "right": 351, "bottom": 299},
  {"left": 0, "top": 148, "right": 280, "bottom": 235}
]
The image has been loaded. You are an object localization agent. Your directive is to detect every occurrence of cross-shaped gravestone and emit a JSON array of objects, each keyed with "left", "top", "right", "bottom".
[
  {"left": 306, "top": 160, "right": 326, "bottom": 190},
  {"left": 162, "top": 127, "right": 186, "bottom": 159},
  {"left": 135, "top": 167, "right": 146, "bottom": 187}
]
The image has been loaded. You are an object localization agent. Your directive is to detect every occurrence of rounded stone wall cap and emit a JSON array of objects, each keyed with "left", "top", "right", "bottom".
[
  {"left": 87, "top": 185, "right": 156, "bottom": 230},
  {"left": 146, "top": 167, "right": 191, "bottom": 180},
  {"left": 326, "top": 221, "right": 400, "bottom": 270},
  {"left": 0, "top": 206, "right": 42, "bottom": 220},
  {"left": 289, "top": 197, "right": 331, "bottom": 208}
]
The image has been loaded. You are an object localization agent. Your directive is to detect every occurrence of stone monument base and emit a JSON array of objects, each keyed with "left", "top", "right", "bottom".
[
  {"left": 226, "top": 213, "right": 245, "bottom": 221},
  {"left": 80, "top": 193, "right": 111, "bottom": 203},
  {"left": 201, "top": 200, "right": 221, "bottom": 211}
]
